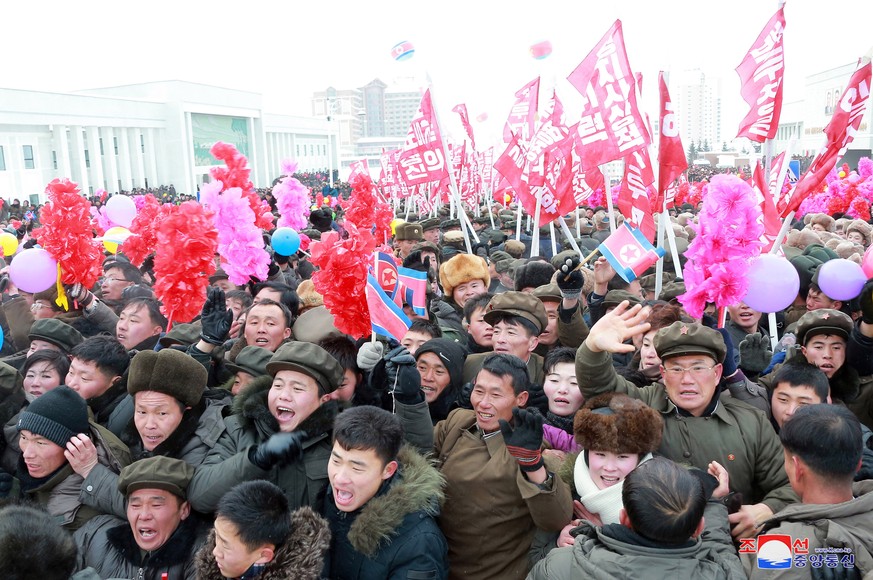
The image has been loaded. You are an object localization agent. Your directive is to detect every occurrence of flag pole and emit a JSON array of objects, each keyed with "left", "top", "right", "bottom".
[
  {"left": 530, "top": 195, "right": 543, "bottom": 257},
  {"left": 549, "top": 221, "right": 558, "bottom": 257},
  {"left": 515, "top": 202, "right": 523, "bottom": 240},
  {"left": 557, "top": 217, "right": 584, "bottom": 259},
  {"left": 654, "top": 209, "right": 666, "bottom": 299}
]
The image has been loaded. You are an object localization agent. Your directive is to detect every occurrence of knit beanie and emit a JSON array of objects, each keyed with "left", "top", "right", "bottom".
[
  {"left": 415, "top": 338, "right": 467, "bottom": 395},
  {"left": 514, "top": 261, "right": 556, "bottom": 291},
  {"left": 17, "top": 386, "right": 89, "bottom": 447}
]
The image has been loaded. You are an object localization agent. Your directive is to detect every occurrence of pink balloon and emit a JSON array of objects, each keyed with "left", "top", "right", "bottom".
[
  {"left": 105, "top": 195, "right": 137, "bottom": 228},
  {"left": 742, "top": 254, "right": 799, "bottom": 313},
  {"left": 863, "top": 246, "right": 873, "bottom": 278},
  {"left": 817, "top": 259, "right": 867, "bottom": 300},
  {"left": 9, "top": 248, "right": 58, "bottom": 293}
]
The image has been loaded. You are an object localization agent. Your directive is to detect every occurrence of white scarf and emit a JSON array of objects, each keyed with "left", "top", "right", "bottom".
[{"left": 573, "top": 452, "right": 653, "bottom": 526}]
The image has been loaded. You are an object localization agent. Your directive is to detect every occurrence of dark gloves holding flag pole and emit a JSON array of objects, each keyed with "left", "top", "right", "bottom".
[
  {"left": 384, "top": 346, "right": 424, "bottom": 404},
  {"left": 557, "top": 256, "right": 585, "bottom": 300},
  {"left": 499, "top": 408, "right": 545, "bottom": 473}
]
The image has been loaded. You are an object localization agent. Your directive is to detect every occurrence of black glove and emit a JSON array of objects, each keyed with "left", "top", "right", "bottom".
[
  {"left": 199, "top": 286, "right": 233, "bottom": 346},
  {"left": 267, "top": 257, "right": 280, "bottom": 278},
  {"left": 0, "top": 470, "right": 12, "bottom": 498},
  {"left": 65, "top": 283, "right": 95, "bottom": 308},
  {"left": 0, "top": 275, "right": 9, "bottom": 294},
  {"left": 525, "top": 383, "right": 550, "bottom": 416},
  {"left": 384, "top": 345, "right": 415, "bottom": 391},
  {"left": 811, "top": 561, "right": 861, "bottom": 580},
  {"left": 499, "top": 408, "right": 545, "bottom": 472},
  {"left": 557, "top": 257, "right": 584, "bottom": 300},
  {"left": 456, "top": 382, "right": 474, "bottom": 410},
  {"left": 392, "top": 364, "right": 424, "bottom": 405},
  {"left": 139, "top": 255, "right": 155, "bottom": 278},
  {"left": 860, "top": 279, "right": 873, "bottom": 325},
  {"left": 248, "top": 431, "right": 308, "bottom": 470},
  {"left": 739, "top": 332, "right": 772, "bottom": 376}
]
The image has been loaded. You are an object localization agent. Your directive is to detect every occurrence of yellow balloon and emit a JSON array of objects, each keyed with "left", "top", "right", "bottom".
[
  {"left": 391, "top": 219, "right": 404, "bottom": 235},
  {"left": 839, "top": 171, "right": 847, "bottom": 179},
  {"left": 0, "top": 232, "right": 18, "bottom": 257},
  {"left": 103, "top": 226, "right": 130, "bottom": 254},
  {"left": 504, "top": 193, "right": 512, "bottom": 204}
]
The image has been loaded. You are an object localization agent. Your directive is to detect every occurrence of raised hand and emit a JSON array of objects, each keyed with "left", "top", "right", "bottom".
[{"left": 584, "top": 301, "right": 651, "bottom": 354}]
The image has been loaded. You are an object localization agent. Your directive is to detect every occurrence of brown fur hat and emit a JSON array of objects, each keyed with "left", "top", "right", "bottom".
[
  {"left": 846, "top": 219, "right": 872, "bottom": 246},
  {"left": 785, "top": 228, "right": 822, "bottom": 252},
  {"left": 809, "top": 213, "right": 835, "bottom": 232},
  {"left": 574, "top": 393, "right": 663, "bottom": 455},
  {"left": 439, "top": 254, "right": 490, "bottom": 298}
]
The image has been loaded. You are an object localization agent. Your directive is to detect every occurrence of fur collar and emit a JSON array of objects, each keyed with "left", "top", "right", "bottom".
[
  {"left": 232, "top": 375, "right": 338, "bottom": 443},
  {"left": 106, "top": 513, "right": 204, "bottom": 568},
  {"left": 194, "top": 506, "right": 330, "bottom": 580},
  {"left": 340, "top": 446, "right": 445, "bottom": 557},
  {"left": 120, "top": 399, "right": 206, "bottom": 461}
]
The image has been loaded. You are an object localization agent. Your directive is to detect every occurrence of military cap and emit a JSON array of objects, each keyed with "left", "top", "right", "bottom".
[
  {"left": 28, "top": 318, "right": 84, "bottom": 353},
  {"left": 602, "top": 290, "right": 642, "bottom": 309},
  {"left": 484, "top": 291, "right": 549, "bottom": 334},
  {"left": 226, "top": 345, "right": 273, "bottom": 379},
  {"left": 394, "top": 222, "right": 423, "bottom": 242},
  {"left": 419, "top": 218, "right": 441, "bottom": 231},
  {"left": 442, "top": 230, "right": 466, "bottom": 245},
  {"left": 474, "top": 216, "right": 492, "bottom": 226},
  {"left": 489, "top": 250, "right": 512, "bottom": 265},
  {"left": 494, "top": 258, "right": 515, "bottom": 275},
  {"left": 117, "top": 456, "right": 195, "bottom": 499},
  {"left": 532, "top": 283, "right": 562, "bottom": 303},
  {"left": 502, "top": 220, "right": 518, "bottom": 231},
  {"left": 158, "top": 322, "right": 201, "bottom": 348},
  {"left": 795, "top": 308, "right": 853, "bottom": 345},
  {"left": 653, "top": 321, "right": 727, "bottom": 363},
  {"left": 292, "top": 306, "right": 341, "bottom": 345},
  {"left": 266, "top": 341, "right": 344, "bottom": 395},
  {"left": 660, "top": 279, "right": 687, "bottom": 303},
  {"left": 301, "top": 228, "right": 322, "bottom": 241},
  {"left": 439, "top": 219, "right": 461, "bottom": 230}
]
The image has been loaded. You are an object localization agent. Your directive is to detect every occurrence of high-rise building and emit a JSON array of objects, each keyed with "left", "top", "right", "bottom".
[{"left": 673, "top": 69, "right": 722, "bottom": 153}]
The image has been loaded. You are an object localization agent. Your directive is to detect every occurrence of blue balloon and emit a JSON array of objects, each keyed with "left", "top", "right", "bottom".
[{"left": 271, "top": 227, "right": 301, "bottom": 256}]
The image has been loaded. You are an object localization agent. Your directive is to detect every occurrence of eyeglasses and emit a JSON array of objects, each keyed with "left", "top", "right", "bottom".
[
  {"left": 662, "top": 364, "right": 717, "bottom": 377},
  {"left": 102, "top": 277, "right": 130, "bottom": 284},
  {"left": 30, "top": 302, "right": 52, "bottom": 311}
]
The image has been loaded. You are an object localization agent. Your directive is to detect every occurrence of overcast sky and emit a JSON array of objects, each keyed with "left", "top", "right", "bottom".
[{"left": 5, "top": 0, "right": 871, "bottom": 145}]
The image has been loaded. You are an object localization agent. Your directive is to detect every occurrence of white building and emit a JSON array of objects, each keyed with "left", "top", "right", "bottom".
[
  {"left": 0, "top": 81, "right": 336, "bottom": 203},
  {"left": 775, "top": 62, "right": 873, "bottom": 166},
  {"left": 673, "top": 69, "right": 722, "bottom": 152}
]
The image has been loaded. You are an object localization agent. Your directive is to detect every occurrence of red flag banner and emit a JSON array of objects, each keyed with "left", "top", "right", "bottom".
[
  {"left": 778, "top": 60, "right": 872, "bottom": 216},
  {"left": 735, "top": 7, "right": 786, "bottom": 142},
  {"left": 768, "top": 150, "right": 787, "bottom": 203},
  {"left": 567, "top": 20, "right": 649, "bottom": 168},
  {"left": 398, "top": 89, "right": 449, "bottom": 186},
  {"left": 453, "top": 103, "right": 477, "bottom": 151},
  {"left": 503, "top": 78, "right": 540, "bottom": 144},
  {"left": 657, "top": 73, "right": 688, "bottom": 211},
  {"left": 618, "top": 149, "right": 657, "bottom": 241},
  {"left": 751, "top": 160, "right": 782, "bottom": 252},
  {"left": 348, "top": 159, "right": 370, "bottom": 183},
  {"left": 494, "top": 133, "right": 532, "bottom": 202}
]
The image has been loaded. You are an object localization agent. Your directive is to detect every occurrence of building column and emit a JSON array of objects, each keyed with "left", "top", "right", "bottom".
[
  {"left": 100, "top": 127, "right": 120, "bottom": 193},
  {"left": 117, "top": 127, "right": 133, "bottom": 191},
  {"left": 143, "top": 128, "right": 159, "bottom": 190},
  {"left": 129, "top": 129, "right": 145, "bottom": 188},
  {"left": 68, "top": 126, "right": 89, "bottom": 194},
  {"left": 52, "top": 124, "right": 71, "bottom": 179},
  {"left": 86, "top": 126, "right": 105, "bottom": 193}
]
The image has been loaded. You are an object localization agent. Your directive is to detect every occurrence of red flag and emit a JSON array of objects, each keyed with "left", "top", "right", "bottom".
[
  {"left": 751, "top": 160, "right": 782, "bottom": 252},
  {"left": 618, "top": 149, "right": 657, "bottom": 241},
  {"left": 398, "top": 89, "right": 449, "bottom": 186},
  {"left": 348, "top": 159, "right": 370, "bottom": 183},
  {"left": 453, "top": 103, "right": 477, "bottom": 151},
  {"left": 567, "top": 20, "right": 649, "bottom": 168},
  {"left": 735, "top": 7, "right": 786, "bottom": 142},
  {"left": 778, "top": 60, "right": 872, "bottom": 216},
  {"left": 494, "top": 133, "right": 531, "bottom": 203},
  {"left": 657, "top": 73, "right": 688, "bottom": 211},
  {"left": 503, "top": 78, "right": 540, "bottom": 144},
  {"left": 768, "top": 151, "right": 788, "bottom": 203}
]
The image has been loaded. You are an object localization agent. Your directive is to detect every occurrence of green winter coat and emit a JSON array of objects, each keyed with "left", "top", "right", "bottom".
[
  {"left": 527, "top": 501, "right": 746, "bottom": 580},
  {"left": 187, "top": 376, "right": 338, "bottom": 514},
  {"left": 576, "top": 344, "right": 796, "bottom": 514}
]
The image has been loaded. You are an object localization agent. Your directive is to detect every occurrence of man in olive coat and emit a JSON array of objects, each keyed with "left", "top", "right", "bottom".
[{"left": 575, "top": 301, "right": 796, "bottom": 540}]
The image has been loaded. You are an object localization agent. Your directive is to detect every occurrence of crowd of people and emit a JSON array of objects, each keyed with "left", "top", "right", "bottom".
[{"left": 0, "top": 185, "right": 871, "bottom": 580}]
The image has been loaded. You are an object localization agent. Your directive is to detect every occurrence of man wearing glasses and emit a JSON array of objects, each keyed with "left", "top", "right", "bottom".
[
  {"left": 576, "top": 301, "right": 796, "bottom": 541},
  {"left": 99, "top": 262, "right": 142, "bottom": 311}
]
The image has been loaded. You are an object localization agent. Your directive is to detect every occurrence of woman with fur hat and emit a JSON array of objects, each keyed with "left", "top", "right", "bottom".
[
  {"left": 436, "top": 253, "right": 491, "bottom": 339},
  {"left": 530, "top": 394, "right": 662, "bottom": 564}
]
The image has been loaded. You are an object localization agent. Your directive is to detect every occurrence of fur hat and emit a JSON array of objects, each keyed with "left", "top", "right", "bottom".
[
  {"left": 394, "top": 222, "right": 423, "bottom": 242},
  {"left": 127, "top": 348, "right": 207, "bottom": 407},
  {"left": 846, "top": 219, "right": 872, "bottom": 246},
  {"left": 295, "top": 279, "right": 324, "bottom": 312},
  {"left": 809, "top": 213, "right": 835, "bottom": 232},
  {"left": 573, "top": 393, "right": 663, "bottom": 455},
  {"left": 439, "top": 254, "right": 490, "bottom": 298},
  {"left": 514, "top": 261, "right": 556, "bottom": 291},
  {"left": 785, "top": 228, "right": 823, "bottom": 252}
]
